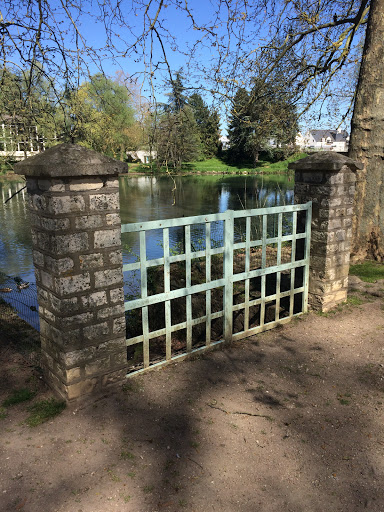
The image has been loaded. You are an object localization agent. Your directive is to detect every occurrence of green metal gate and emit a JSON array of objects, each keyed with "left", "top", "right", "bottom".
[{"left": 122, "top": 202, "right": 311, "bottom": 375}]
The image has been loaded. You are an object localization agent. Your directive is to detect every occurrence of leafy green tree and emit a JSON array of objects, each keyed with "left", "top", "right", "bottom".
[
  {"left": 157, "top": 105, "right": 202, "bottom": 170},
  {"left": 228, "top": 80, "right": 298, "bottom": 165},
  {"left": 67, "top": 74, "right": 135, "bottom": 159},
  {"left": 188, "top": 93, "right": 220, "bottom": 158},
  {"left": 228, "top": 88, "right": 252, "bottom": 163},
  {"left": 155, "top": 74, "right": 202, "bottom": 169}
]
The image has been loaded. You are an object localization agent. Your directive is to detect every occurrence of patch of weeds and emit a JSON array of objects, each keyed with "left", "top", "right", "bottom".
[
  {"left": 143, "top": 485, "right": 153, "bottom": 494},
  {"left": 350, "top": 261, "right": 384, "bottom": 283},
  {"left": 120, "top": 494, "right": 131, "bottom": 503},
  {"left": 337, "top": 394, "right": 351, "bottom": 406},
  {"left": 127, "top": 471, "right": 136, "bottom": 478},
  {"left": 179, "top": 499, "right": 187, "bottom": 507},
  {"left": 346, "top": 295, "right": 365, "bottom": 306},
  {"left": 190, "top": 441, "right": 200, "bottom": 449},
  {"left": 2, "top": 388, "right": 36, "bottom": 407},
  {"left": 122, "top": 380, "right": 142, "bottom": 394},
  {"left": 106, "top": 468, "right": 120, "bottom": 482},
  {"left": 25, "top": 398, "right": 66, "bottom": 427},
  {"left": 0, "top": 407, "right": 8, "bottom": 419},
  {"left": 120, "top": 450, "right": 135, "bottom": 461},
  {"left": 101, "top": 437, "right": 109, "bottom": 444}
]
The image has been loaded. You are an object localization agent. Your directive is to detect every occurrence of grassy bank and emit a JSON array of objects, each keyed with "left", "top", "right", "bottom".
[{"left": 127, "top": 153, "right": 307, "bottom": 175}]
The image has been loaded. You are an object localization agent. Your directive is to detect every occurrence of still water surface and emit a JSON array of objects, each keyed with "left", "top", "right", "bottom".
[{"left": 0, "top": 174, "right": 294, "bottom": 283}]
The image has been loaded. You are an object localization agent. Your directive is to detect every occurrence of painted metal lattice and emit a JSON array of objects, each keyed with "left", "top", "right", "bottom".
[{"left": 122, "top": 202, "right": 312, "bottom": 375}]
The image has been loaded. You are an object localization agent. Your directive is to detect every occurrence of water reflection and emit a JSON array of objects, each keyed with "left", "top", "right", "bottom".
[
  {"left": 119, "top": 174, "right": 294, "bottom": 263},
  {"left": 0, "top": 174, "right": 294, "bottom": 283}
]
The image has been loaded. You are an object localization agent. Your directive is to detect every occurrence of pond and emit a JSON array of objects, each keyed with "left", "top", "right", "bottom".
[{"left": 0, "top": 173, "right": 294, "bottom": 283}]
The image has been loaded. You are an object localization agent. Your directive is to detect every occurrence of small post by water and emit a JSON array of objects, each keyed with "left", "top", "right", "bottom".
[{"left": 15, "top": 144, "right": 128, "bottom": 402}]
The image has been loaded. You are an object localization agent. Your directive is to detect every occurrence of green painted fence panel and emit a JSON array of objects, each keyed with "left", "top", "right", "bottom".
[{"left": 122, "top": 202, "right": 312, "bottom": 375}]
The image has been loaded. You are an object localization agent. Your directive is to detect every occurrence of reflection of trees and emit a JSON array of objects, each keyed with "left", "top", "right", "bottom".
[
  {"left": 120, "top": 174, "right": 294, "bottom": 225},
  {"left": 0, "top": 182, "right": 33, "bottom": 280}
]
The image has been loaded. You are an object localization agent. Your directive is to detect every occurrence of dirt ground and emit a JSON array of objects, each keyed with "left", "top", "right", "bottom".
[{"left": 0, "top": 279, "right": 384, "bottom": 512}]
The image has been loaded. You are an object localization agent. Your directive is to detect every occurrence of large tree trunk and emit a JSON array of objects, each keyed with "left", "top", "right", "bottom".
[{"left": 349, "top": 0, "right": 384, "bottom": 262}]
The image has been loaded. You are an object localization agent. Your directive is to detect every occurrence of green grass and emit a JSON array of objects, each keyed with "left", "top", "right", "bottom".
[
  {"left": 346, "top": 295, "right": 365, "bottom": 306},
  {"left": 349, "top": 261, "right": 384, "bottom": 283},
  {"left": 127, "top": 154, "right": 307, "bottom": 175},
  {"left": 25, "top": 398, "right": 66, "bottom": 427},
  {"left": 2, "top": 388, "right": 36, "bottom": 407}
]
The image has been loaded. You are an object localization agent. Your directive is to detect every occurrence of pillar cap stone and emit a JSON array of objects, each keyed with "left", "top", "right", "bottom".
[
  {"left": 288, "top": 151, "right": 363, "bottom": 172},
  {"left": 14, "top": 143, "right": 128, "bottom": 177}
]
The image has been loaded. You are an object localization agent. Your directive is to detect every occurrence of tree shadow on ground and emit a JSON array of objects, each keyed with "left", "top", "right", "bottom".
[{"left": 1, "top": 299, "right": 384, "bottom": 511}]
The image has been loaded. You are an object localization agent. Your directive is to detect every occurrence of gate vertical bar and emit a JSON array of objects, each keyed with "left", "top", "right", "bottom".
[
  {"left": 205, "top": 222, "right": 212, "bottom": 346},
  {"left": 290, "top": 212, "right": 298, "bottom": 317},
  {"left": 140, "top": 231, "right": 150, "bottom": 368},
  {"left": 275, "top": 213, "right": 282, "bottom": 321},
  {"left": 244, "top": 216, "right": 251, "bottom": 331},
  {"left": 163, "top": 228, "right": 171, "bottom": 361},
  {"left": 185, "top": 225, "right": 192, "bottom": 352},
  {"left": 224, "top": 210, "right": 234, "bottom": 343},
  {"left": 260, "top": 215, "right": 267, "bottom": 329}
]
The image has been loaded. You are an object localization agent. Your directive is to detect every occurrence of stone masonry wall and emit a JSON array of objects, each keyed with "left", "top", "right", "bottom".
[
  {"left": 15, "top": 144, "right": 128, "bottom": 401},
  {"left": 291, "top": 153, "right": 362, "bottom": 312}
]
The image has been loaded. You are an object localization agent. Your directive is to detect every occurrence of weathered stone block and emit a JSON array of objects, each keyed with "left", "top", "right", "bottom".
[
  {"left": 63, "top": 346, "right": 96, "bottom": 367},
  {"left": 94, "top": 268, "right": 123, "bottom": 288},
  {"left": 69, "top": 178, "right": 104, "bottom": 191},
  {"left": 94, "top": 228, "right": 121, "bottom": 248},
  {"left": 75, "top": 215, "right": 104, "bottom": 230},
  {"left": 41, "top": 217, "right": 71, "bottom": 231},
  {"left": 33, "top": 250, "right": 45, "bottom": 266},
  {"left": 83, "top": 322, "right": 109, "bottom": 340},
  {"left": 38, "top": 179, "right": 66, "bottom": 192},
  {"left": 49, "top": 195, "right": 86, "bottom": 214},
  {"left": 66, "top": 367, "right": 82, "bottom": 383},
  {"left": 60, "top": 312, "right": 94, "bottom": 327},
  {"left": 30, "top": 194, "right": 47, "bottom": 211},
  {"left": 110, "top": 288, "right": 124, "bottom": 303},
  {"left": 97, "top": 304, "right": 125, "bottom": 319},
  {"left": 45, "top": 256, "right": 74, "bottom": 274},
  {"left": 79, "top": 253, "right": 104, "bottom": 269},
  {"left": 106, "top": 213, "right": 121, "bottom": 226},
  {"left": 113, "top": 316, "right": 126, "bottom": 334},
  {"left": 109, "top": 250, "right": 123, "bottom": 265},
  {"left": 55, "top": 273, "right": 91, "bottom": 296},
  {"left": 89, "top": 192, "right": 119, "bottom": 211},
  {"left": 40, "top": 269, "right": 54, "bottom": 290},
  {"left": 66, "top": 378, "right": 98, "bottom": 400},
  {"left": 80, "top": 291, "right": 108, "bottom": 308},
  {"left": 106, "top": 178, "right": 119, "bottom": 188},
  {"left": 49, "top": 294, "right": 79, "bottom": 314},
  {"left": 54, "top": 232, "right": 89, "bottom": 254},
  {"left": 85, "top": 356, "right": 111, "bottom": 377}
]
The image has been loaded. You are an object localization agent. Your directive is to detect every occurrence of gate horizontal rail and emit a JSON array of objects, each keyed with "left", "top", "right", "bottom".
[{"left": 122, "top": 202, "right": 312, "bottom": 375}]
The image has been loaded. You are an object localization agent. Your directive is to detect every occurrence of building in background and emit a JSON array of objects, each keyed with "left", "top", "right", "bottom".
[
  {"left": 296, "top": 129, "right": 349, "bottom": 152},
  {"left": 0, "top": 116, "right": 45, "bottom": 160}
]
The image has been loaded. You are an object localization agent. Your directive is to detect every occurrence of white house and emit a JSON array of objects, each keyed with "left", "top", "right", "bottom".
[
  {"left": 219, "top": 135, "right": 230, "bottom": 150},
  {"left": 127, "top": 149, "right": 157, "bottom": 164},
  {"left": 0, "top": 117, "right": 45, "bottom": 160},
  {"left": 296, "top": 129, "right": 349, "bottom": 152}
]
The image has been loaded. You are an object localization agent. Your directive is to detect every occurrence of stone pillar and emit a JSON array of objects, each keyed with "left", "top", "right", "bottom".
[
  {"left": 289, "top": 152, "right": 363, "bottom": 312},
  {"left": 15, "top": 144, "right": 128, "bottom": 402}
]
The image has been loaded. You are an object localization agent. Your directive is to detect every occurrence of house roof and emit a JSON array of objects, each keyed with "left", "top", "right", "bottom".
[{"left": 310, "top": 130, "right": 349, "bottom": 143}]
